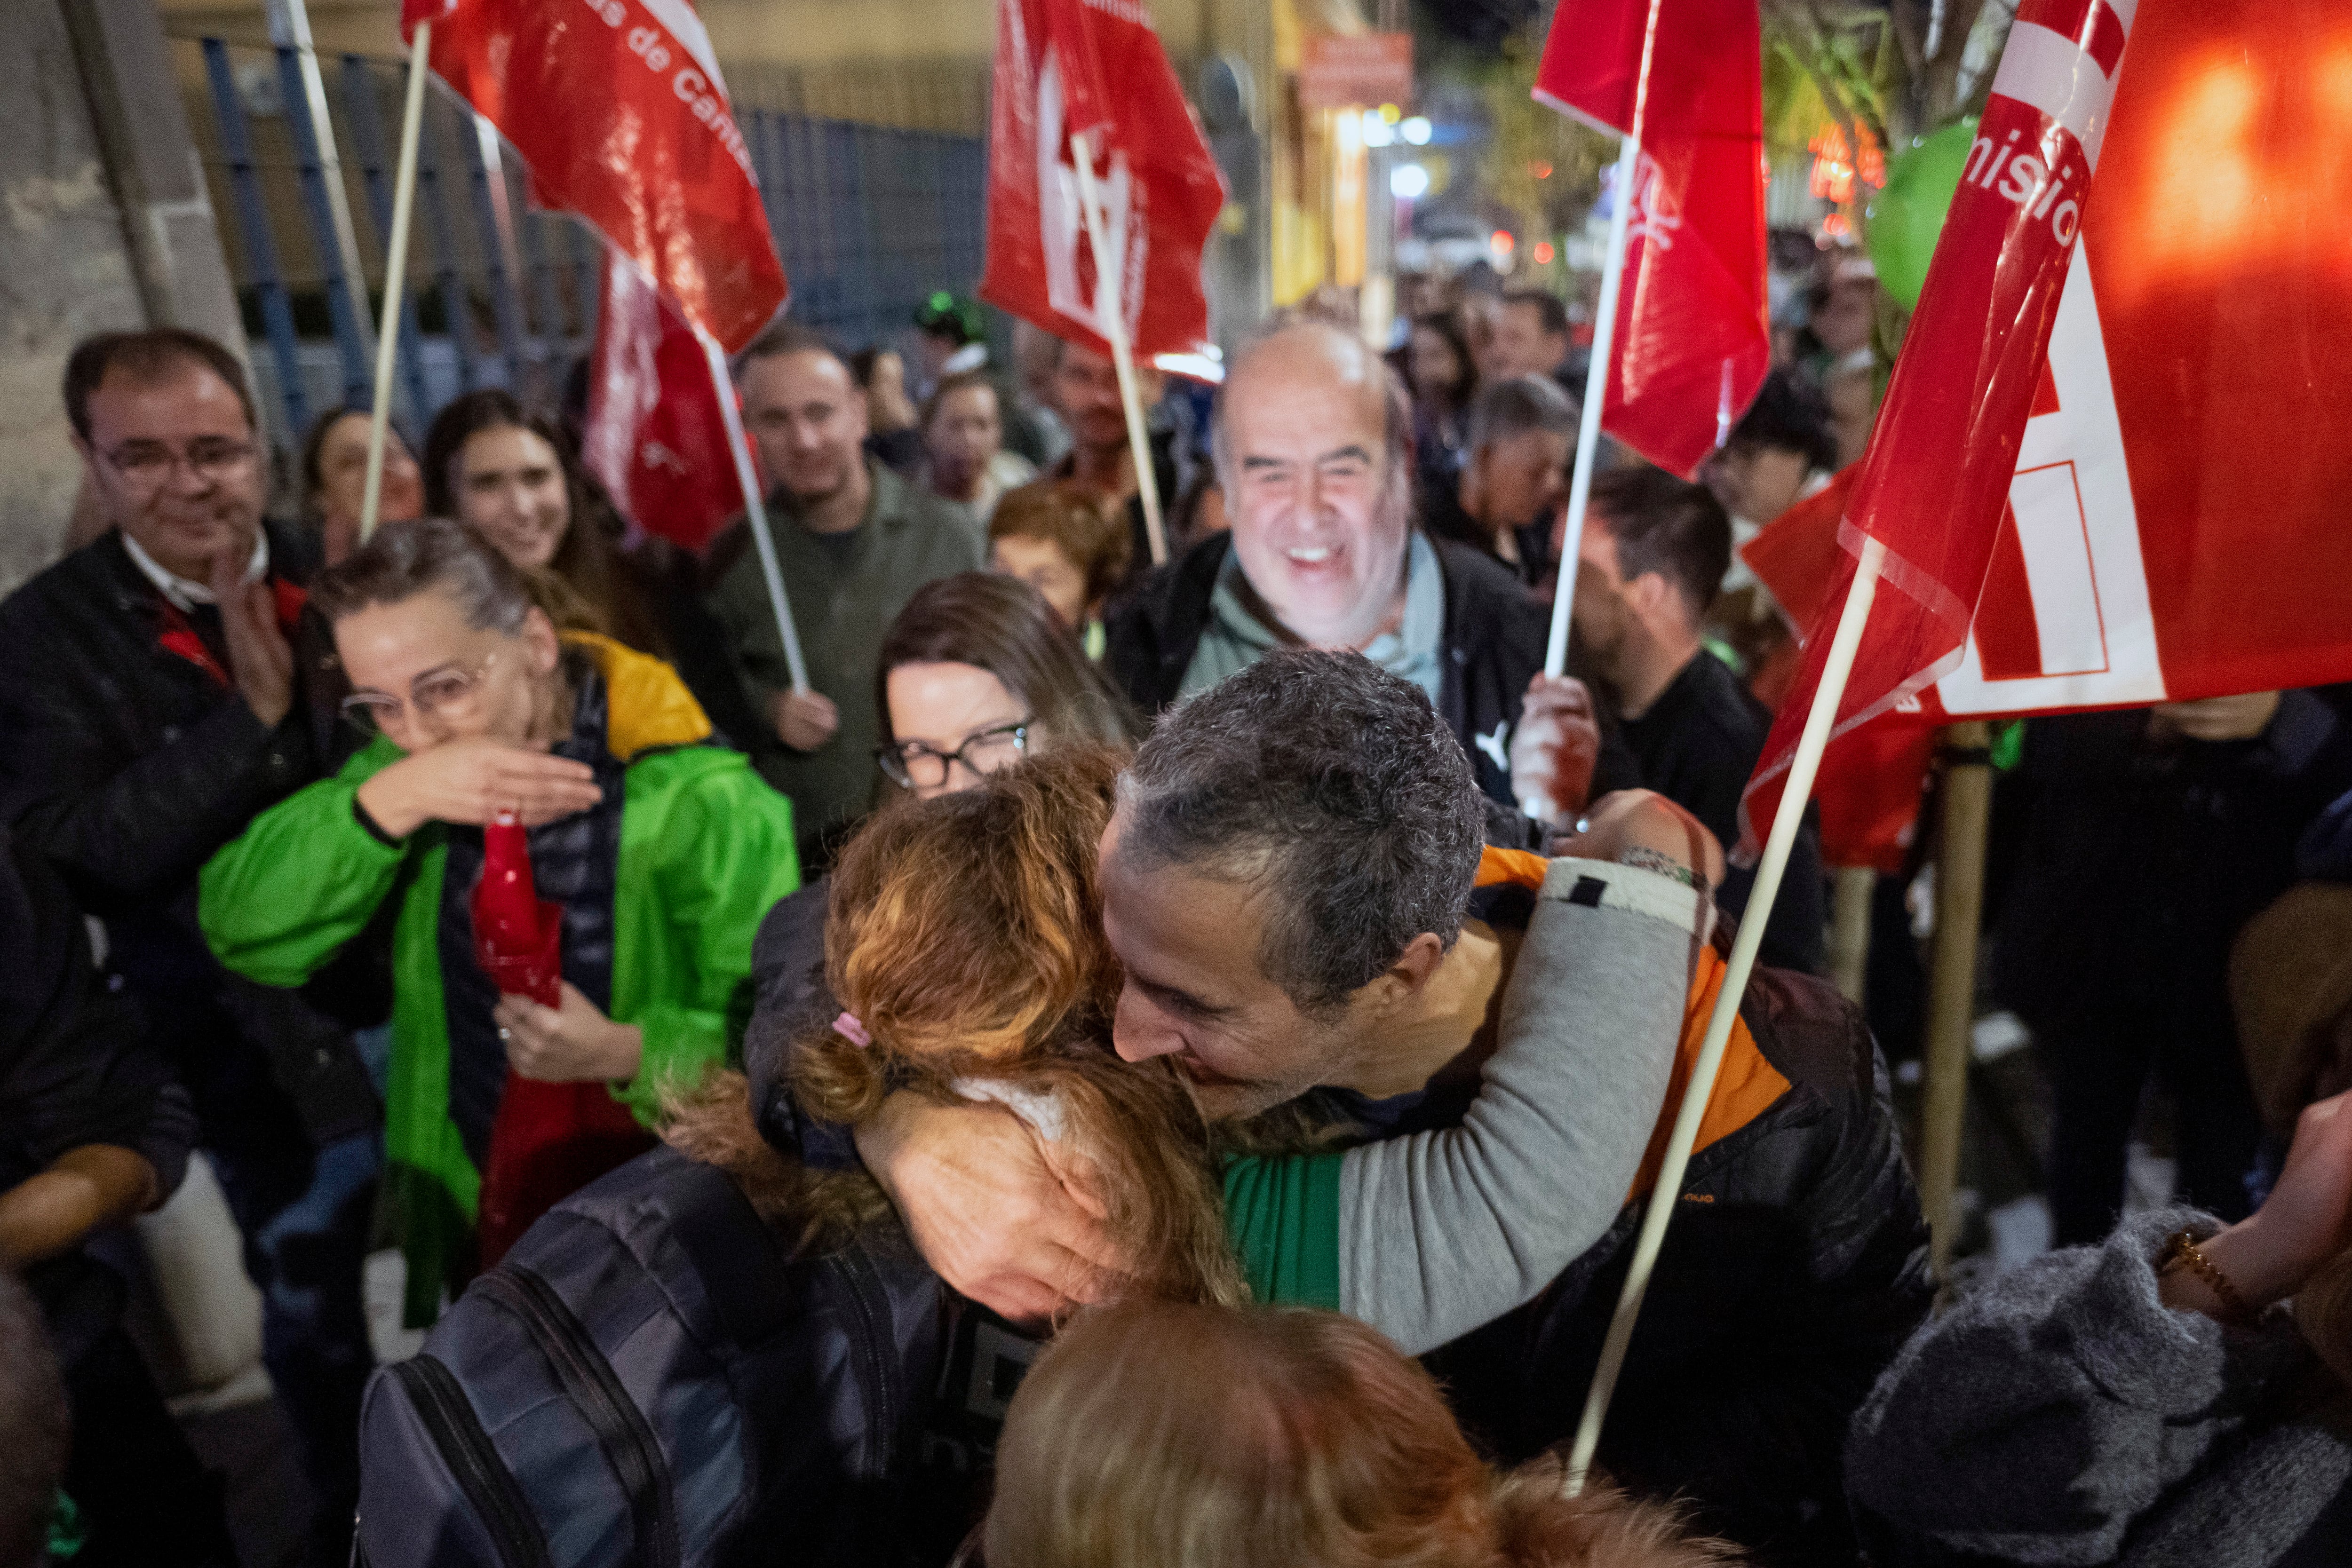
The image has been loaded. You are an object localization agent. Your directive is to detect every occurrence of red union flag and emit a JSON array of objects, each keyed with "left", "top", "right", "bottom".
[
  {"left": 581, "top": 253, "right": 740, "bottom": 551},
  {"left": 979, "top": 0, "right": 1225, "bottom": 369},
  {"left": 1532, "top": 0, "right": 1770, "bottom": 478},
  {"left": 404, "top": 0, "right": 786, "bottom": 352},
  {"left": 1742, "top": 0, "right": 2352, "bottom": 843},
  {"left": 1738, "top": 0, "right": 2141, "bottom": 855}
]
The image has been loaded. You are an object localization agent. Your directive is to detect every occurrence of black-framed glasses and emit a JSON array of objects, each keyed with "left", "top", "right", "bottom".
[
  {"left": 101, "top": 437, "right": 259, "bottom": 491},
  {"left": 341, "top": 653, "right": 500, "bottom": 736},
  {"left": 876, "top": 719, "right": 1032, "bottom": 791}
]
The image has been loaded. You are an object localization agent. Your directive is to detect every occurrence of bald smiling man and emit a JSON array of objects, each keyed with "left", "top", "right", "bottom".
[{"left": 1104, "top": 317, "right": 1635, "bottom": 822}]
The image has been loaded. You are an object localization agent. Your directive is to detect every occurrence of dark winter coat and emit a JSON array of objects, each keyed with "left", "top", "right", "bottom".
[
  {"left": 0, "top": 525, "right": 379, "bottom": 1142},
  {"left": 1102, "top": 530, "right": 1639, "bottom": 810}
]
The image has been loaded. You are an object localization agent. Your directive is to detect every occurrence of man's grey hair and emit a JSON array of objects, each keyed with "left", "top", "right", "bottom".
[
  {"left": 1116, "top": 650, "right": 1486, "bottom": 1010},
  {"left": 1467, "top": 373, "right": 1577, "bottom": 451},
  {"left": 1209, "top": 316, "right": 1414, "bottom": 513}
]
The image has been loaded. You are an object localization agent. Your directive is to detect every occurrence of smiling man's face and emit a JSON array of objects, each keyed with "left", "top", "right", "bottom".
[
  {"left": 1219, "top": 325, "right": 1413, "bottom": 651},
  {"left": 1097, "top": 807, "right": 1371, "bottom": 1120}
]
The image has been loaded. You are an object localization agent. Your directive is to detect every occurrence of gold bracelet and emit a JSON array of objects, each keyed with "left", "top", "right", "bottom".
[{"left": 2161, "top": 1230, "right": 2253, "bottom": 1322}]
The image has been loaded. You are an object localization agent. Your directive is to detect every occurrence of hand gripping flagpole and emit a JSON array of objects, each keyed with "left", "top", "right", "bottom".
[
  {"left": 1564, "top": 534, "right": 1887, "bottom": 1496},
  {"left": 1068, "top": 128, "right": 1169, "bottom": 567},
  {"left": 359, "top": 19, "right": 430, "bottom": 543},
  {"left": 1542, "top": 0, "right": 1667, "bottom": 686},
  {"left": 697, "top": 327, "right": 810, "bottom": 695}
]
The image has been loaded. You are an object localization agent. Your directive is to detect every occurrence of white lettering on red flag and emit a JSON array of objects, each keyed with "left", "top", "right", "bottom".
[
  {"left": 413, "top": 0, "right": 786, "bottom": 352},
  {"left": 1736, "top": 0, "right": 2137, "bottom": 857},
  {"left": 981, "top": 0, "right": 1224, "bottom": 371}
]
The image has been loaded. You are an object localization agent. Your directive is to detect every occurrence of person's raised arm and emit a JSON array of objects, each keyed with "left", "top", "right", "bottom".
[{"left": 1231, "top": 791, "right": 1720, "bottom": 1353}]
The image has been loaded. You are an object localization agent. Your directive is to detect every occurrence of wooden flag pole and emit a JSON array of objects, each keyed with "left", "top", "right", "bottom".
[
  {"left": 1068, "top": 128, "right": 1168, "bottom": 567},
  {"left": 1827, "top": 864, "right": 1877, "bottom": 1006},
  {"left": 1565, "top": 535, "right": 1888, "bottom": 1495},
  {"left": 1917, "top": 721, "right": 1995, "bottom": 1284},
  {"left": 697, "top": 326, "right": 811, "bottom": 694},
  {"left": 359, "top": 19, "right": 430, "bottom": 543},
  {"left": 1542, "top": 0, "right": 1665, "bottom": 687}
]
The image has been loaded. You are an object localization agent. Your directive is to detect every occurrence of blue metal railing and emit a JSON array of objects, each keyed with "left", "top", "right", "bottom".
[{"left": 184, "top": 36, "right": 989, "bottom": 463}]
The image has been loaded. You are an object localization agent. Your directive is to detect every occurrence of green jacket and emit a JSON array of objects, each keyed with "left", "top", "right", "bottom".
[{"left": 200, "top": 636, "right": 801, "bottom": 1320}]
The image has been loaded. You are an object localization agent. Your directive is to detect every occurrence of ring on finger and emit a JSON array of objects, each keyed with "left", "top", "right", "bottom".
[{"left": 498, "top": 1026, "right": 512, "bottom": 1042}]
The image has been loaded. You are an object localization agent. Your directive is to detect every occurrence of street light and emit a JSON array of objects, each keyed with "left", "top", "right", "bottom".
[
  {"left": 1361, "top": 110, "right": 1395, "bottom": 148},
  {"left": 1400, "top": 116, "right": 1433, "bottom": 145},
  {"left": 1391, "top": 162, "right": 1430, "bottom": 199}
]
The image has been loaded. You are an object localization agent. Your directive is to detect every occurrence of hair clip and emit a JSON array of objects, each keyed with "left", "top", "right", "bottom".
[{"left": 833, "top": 1012, "right": 872, "bottom": 1049}]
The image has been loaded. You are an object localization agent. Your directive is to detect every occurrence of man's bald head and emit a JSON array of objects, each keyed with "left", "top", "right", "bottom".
[
  {"left": 1210, "top": 317, "right": 1418, "bottom": 650},
  {"left": 1213, "top": 320, "right": 1408, "bottom": 492}
]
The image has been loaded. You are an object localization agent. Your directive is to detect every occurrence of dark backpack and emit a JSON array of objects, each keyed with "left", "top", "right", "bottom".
[{"left": 356, "top": 1144, "right": 946, "bottom": 1568}]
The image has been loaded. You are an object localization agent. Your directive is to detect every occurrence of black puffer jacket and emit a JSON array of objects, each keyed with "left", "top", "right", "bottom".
[
  {"left": 1103, "top": 530, "right": 1639, "bottom": 808},
  {"left": 0, "top": 525, "right": 378, "bottom": 1141}
]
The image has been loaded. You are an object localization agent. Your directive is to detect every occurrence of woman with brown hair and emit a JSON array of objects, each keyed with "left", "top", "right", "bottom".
[
  {"left": 875, "top": 570, "right": 1136, "bottom": 798},
  {"left": 1848, "top": 1085, "right": 2352, "bottom": 1566},
  {"left": 421, "top": 389, "right": 758, "bottom": 745},
  {"left": 983, "top": 1300, "right": 1740, "bottom": 1568},
  {"left": 422, "top": 390, "right": 659, "bottom": 647},
  {"left": 985, "top": 481, "right": 1133, "bottom": 657},
  {"left": 300, "top": 404, "right": 424, "bottom": 567}
]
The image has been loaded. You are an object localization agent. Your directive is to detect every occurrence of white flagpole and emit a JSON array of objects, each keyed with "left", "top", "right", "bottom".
[
  {"left": 1542, "top": 0, "right": 1668, "bottom": 685},
  {"left": 359, "top": 19, "right": 430, "bottom": 542},
  {"left": 1068, "top": 128, "right": 1169, "bottom": 566},
  {"left": 697, "top": 326, "right": 810, "bottom": 695},
  {"left": 1563, "top": 535, "right": 1888, "bottom": 1495}
]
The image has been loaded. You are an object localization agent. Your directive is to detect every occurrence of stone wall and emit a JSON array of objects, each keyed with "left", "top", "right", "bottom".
[{"left": 0, "top": 1, "right": 148, "bottom": 595}]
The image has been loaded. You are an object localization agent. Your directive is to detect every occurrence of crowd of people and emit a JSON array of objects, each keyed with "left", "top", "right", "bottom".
[{"left": 1, "top": 240, "right": 2348, "bottom": 1568}]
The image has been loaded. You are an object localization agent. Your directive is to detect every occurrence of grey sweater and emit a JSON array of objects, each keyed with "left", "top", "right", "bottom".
[
  {"left": 1334, "top": 854, "right": 1692, "bottom": 1354},
  {"left": 1847, "top": 1208, "right": 2352, "bottom": 1567}
]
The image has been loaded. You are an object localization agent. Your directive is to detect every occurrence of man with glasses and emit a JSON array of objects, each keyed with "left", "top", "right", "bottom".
[
  {"left": 0, "top": 329, "right": 381, "bottom": 1566},
  {"left": 707, "top": 322, "right": 984, "bottom": 869}
]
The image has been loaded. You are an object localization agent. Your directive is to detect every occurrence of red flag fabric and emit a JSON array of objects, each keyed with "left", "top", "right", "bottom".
[
  {"left": 1738, "top": 0, "right": 2138, "bottom": 856},
  {"left": 1738, "top": 468, "right": 1933, "bottom": 871},
  {"left": 581, "top": 253, "right": 741, "bottom": 551},
  {"left": 1743, "top": 0, "right": 2352, "bottom": 780},
  {"left": 978, "top": 0, "right": 1225, "bottom": 370},
  {"left": 408, "top": 0, "right": 786, "bottom": 353},
  {"left": 1532, "top": 0, "right": 1770, "bottom": 478}
]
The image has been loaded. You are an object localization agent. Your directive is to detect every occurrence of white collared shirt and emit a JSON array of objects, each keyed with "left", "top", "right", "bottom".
[{"left": 120, "top": 528, "right": 270, "bottom": 613}]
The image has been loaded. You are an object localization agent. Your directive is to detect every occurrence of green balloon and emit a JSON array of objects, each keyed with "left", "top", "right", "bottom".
[{"left": 1866, "top": 119, "right": 1978, "bottom": 310}]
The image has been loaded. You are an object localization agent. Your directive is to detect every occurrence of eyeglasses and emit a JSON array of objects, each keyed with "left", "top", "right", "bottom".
[
  {"left": 876, "top": 719, "right": 1032, "bottom": 791},
  {"left": 341, "top": 653, "right": 499, "bottom": 736},
  {"left": 101, "top": 438, "right": 259, "bottom": 492}
]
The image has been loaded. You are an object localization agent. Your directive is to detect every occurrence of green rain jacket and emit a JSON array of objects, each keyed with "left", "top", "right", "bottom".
[{"left": 200, "top": 635, "right": 801, "bottom": 1320}]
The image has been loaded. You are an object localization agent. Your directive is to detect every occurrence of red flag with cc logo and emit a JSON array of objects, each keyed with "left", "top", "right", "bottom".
[
  {"left": 978, "top": 0, "right": 1226, "bottom": 372},
  {"left": 1533, "top": 0, "right": 1771, "bottom": 478}
]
